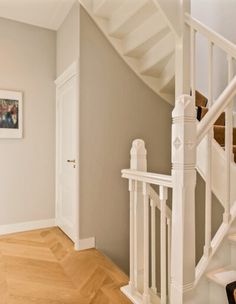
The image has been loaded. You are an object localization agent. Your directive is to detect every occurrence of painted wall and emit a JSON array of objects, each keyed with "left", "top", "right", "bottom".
[
  {"left": 192, "top": 0, "right": 236, "bottom": 99},
  {"left": 80, "top": 8, "right": 172, "bottom": 273},
  {"left": 0, "top": 18, "right": 56, "bottom": 225},
  {"left": 56, "top": 1, "right": 80, "bottom": 77}
]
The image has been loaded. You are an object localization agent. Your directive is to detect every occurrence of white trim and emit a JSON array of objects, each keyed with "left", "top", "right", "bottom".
[
  {"left": 55, "top": 61, "right": 78, "bottom": 88},
  {"left": 75, "top": 237, "right": 96, "bottom": 251},
  {"left": 0, "top": 218, "right": 55, "bottom": 236}
]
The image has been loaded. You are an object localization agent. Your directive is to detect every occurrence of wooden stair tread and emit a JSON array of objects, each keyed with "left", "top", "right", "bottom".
[
  {"left": 197, "top": 106, "right": 225, "bottom": 126},
  {"left": 195, "top": 90, "right": 236, "bottom": 163},
  {"left": 195, "top": 90, "right": 208, "bottom": 107},
  {"left": 213, "top": 125, "right": 236, "bottom": 147}
]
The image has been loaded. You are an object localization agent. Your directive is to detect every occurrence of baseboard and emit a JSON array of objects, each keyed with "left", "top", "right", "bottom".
[
  {"left": 75, "top": 237, "right": 96, "bottom": 251},
  {"left": 0, "top": 218, "right": 55, "bottom": 236}
]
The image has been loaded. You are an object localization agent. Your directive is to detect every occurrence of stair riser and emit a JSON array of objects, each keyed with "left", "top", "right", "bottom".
[
  {"left": 214, "top": 127, "right": 236, "bottom": 146},
  {"left": 109, "top": 0, "right": 156, "bottom": 38},
  {"left": 122, "top": 12, "right": 168, "bottom": 57}
]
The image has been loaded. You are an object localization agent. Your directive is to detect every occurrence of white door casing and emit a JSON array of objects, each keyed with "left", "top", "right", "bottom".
[{"left": 55, "top": 61, "right": 79, "bottom": 246}]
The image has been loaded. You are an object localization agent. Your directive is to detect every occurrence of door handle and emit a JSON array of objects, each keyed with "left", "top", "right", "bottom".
[{"left": 67, "top": 159, "right": 76, "bottom": 163}]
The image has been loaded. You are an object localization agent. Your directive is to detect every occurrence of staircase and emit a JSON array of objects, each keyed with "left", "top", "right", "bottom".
[
  {"left": 79, "top": 0, "right": 236, "bottom": 303},
  {"left": 197, "top": 94, "right": 236, "bottom": 162},
  {"left": 79, "top": 0, "right": 176, "bottom": 104}
]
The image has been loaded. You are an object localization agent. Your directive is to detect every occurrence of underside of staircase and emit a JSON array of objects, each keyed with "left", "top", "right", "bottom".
[{"left": 80, "top": 0, "right": 176, "bottom": 105}]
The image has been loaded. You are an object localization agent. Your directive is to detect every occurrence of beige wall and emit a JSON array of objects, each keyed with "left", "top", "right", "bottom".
[
  {"left": 80, "top": 8, "right": 172, "bottom": 273},
  {"left": 0, "top": 17, "right": 56, "bottom": 225},
  {"left": 56, "top": 1, "right": 79, "bottom": 77}
]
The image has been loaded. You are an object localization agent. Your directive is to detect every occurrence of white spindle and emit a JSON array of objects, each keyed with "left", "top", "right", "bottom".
[
  {"left": 130, "top": 140, "right": 147, "bottom": 292},
  {"left": 204, "top": 40, "right": 214, "bottom": 257},
  {"left": 143, "top": 182, "right": 150, "bottom": 304},
  {"left": 208, "top": 41, "right": 213, "bottom": 108},
  {"left": 167, "top": 218, "right": 171, "bottom": 301},
  {"left": 191, "top": 27, "right": 196, "bottom": 100},
  {"left": 134, "top": 180, "right": 138, "bottom": 289},
  {"left": 224, "top": 55, "right": 234, "bottom": 223},
  {"left": 160, "top": 186, "right": 168, "bottom": 304},
  {"left": 129, "top": 179, "right": 135, "bottom": 292},
  {"left": 150, "top": 199, "right": 157, "bottom": 294}
]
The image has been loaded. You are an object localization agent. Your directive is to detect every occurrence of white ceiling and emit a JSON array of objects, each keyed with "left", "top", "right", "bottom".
[{"left": 0, "top": 0, "right": 75, "bottom": 30}]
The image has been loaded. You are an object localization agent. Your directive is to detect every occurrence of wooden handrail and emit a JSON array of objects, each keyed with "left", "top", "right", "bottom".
[
  {"left": 185, "top": 13, "right": 236, "bottom": 59},
  {"left": 121, "top": 169, "right": 173, "bottom": 188},
  {"left": 197, "top": 74, "right": 236, "bottom": 144}
]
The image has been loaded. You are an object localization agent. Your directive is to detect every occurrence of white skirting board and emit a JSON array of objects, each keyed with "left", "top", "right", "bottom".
[
  {"left": 0, "top": 218, "right": 55, "bottom": 236},
  {"left": 75, "top": 237, "right": 96, "bottom": 251}
]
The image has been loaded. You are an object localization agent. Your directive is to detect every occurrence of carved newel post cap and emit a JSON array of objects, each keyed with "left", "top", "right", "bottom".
[
  {"left": 172, "top": 94, "right": 195, "bottom": 119},
  {"left": 130, "top": 139, "right": 147, "bottom": 156},
  {"left": 130, "top": 139, "right": 147, "bottom": 171}
]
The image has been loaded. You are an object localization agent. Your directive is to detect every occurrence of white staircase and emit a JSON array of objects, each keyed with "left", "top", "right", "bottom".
[
  {"left": 79, "top": 0, "right": 176, "bottom": 104},
  {"left": 79, "top": 1, "right": 236, "bottom": 303}
]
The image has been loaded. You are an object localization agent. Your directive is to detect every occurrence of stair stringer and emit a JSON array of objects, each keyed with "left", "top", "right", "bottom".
[
  {"left": 197, "top": 134, "right": 236, "bottom": 208},
  {"left": 79, "top": 0, "right": 176, "bottom": 105},
  {"left": 193, "top": 216, "right": 236, "bottom": 304}
]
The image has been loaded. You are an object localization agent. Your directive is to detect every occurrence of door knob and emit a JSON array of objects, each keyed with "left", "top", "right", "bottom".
[{"left": 67, "top": 159, "right": 76, "bottom": 163}]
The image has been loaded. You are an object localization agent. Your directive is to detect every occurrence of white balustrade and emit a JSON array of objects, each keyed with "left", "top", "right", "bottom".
[
  {"left": 186, "top": 11, "right": 236, "bottom": 286},
  {"left": 122, "top": 10, "right": 236, "bottom": 304},
  {"left": 121, "top": 140, "right": 172, "bottom": 304}
]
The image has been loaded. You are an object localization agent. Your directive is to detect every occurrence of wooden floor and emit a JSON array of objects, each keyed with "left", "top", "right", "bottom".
[{"left": 0, "top": 227, "right": 131, "bottom": 304}]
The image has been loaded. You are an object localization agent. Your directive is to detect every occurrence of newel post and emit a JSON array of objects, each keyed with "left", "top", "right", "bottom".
[
  {"left": 170, "top": 95, "right": 197, "bottom": 304},
  {"left": 129, "top": 139, "right": 147, "bottom": 294}
]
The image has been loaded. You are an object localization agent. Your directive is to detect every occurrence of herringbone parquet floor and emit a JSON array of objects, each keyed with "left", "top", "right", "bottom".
[{"left": 0, "top": 227, "right": 131, "bottom": 304}]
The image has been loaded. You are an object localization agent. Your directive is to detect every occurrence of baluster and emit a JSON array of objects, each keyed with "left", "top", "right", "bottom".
[
  {"left": 143, "top": 182, "right": 150, "bottom": 304},
  {"left": 150, "top": 198, "right": 157, "bottom": 294},
  {"left": 160, "top": 186, "right": 168, "bottom": 304},
  {"left": 129, "top": 179, "right": 135, "bottom": 293},
  {"left": 130, "top": 139, "right": 147, "bottom": 292},
  {"left": 134, "top": 180, "right": 138, "bottom": 289},
  {"left": 204, "top": 40, "right": 214, "bottom": 257},
  {"left": 167, "top": 217, "right": 171, "bottom": 302},
  {"left": 224, "top": 55, "right": 234, "bottom": 223},
  {"left": 191, "top": 27, "right": 196, "bottom": 101}
]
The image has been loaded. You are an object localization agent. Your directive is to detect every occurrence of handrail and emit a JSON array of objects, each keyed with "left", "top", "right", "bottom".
[
  {"left": 148, "top": 185, "right": 172, "bottom": 219},
  {"left": 121, "top": 169, "right": 173, "bottom": 188},
  {"left": 197, "top": 74, "right": 236, "bottom": 144},
  {"left": 185, "top": 13, "right": 236, "bottom": 59}
]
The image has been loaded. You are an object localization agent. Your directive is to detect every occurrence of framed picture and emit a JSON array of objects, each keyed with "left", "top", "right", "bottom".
[{"left": 0, "top": 90, "right": 23, "bottom": 138}]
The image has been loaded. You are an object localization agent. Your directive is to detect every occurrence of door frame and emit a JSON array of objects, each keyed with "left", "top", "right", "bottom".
[{"left": 55, "top": 60, "right": 80, "bottom": 249}]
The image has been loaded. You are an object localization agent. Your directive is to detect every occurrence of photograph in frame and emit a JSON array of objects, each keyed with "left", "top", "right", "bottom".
[{"left": 0, "top": 90, "right": 23, "bottom": 138}]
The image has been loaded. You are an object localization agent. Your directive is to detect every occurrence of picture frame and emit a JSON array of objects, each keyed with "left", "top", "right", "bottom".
[{"left": 0, "top": 90, "right": 23, "bottom": 139}]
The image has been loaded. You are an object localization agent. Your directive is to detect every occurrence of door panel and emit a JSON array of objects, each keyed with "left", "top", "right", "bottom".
[{"left": 56, "top": 72, "right": 77, "bottom": 242}]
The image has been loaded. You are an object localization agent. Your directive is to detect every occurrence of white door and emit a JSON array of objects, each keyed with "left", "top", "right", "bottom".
[{"left": 55, "top": 62, "right": 79, "bottom": 243}]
